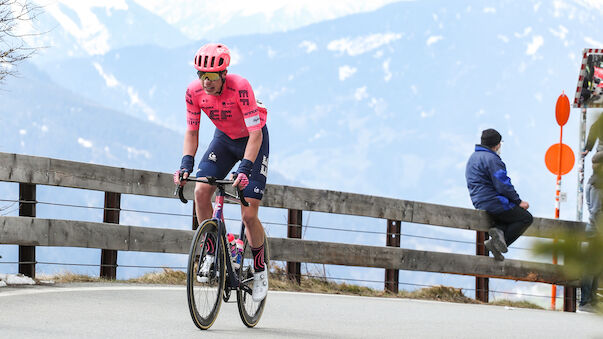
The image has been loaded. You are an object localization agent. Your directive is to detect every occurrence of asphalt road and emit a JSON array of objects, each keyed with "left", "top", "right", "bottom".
[{"left": 1, "top": 284, "right": 602, "bottom": 338}]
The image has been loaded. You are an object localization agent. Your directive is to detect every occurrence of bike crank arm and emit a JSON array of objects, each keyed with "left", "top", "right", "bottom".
[{"left": 240, "top": 284, "right": 253, "bottom": 295}]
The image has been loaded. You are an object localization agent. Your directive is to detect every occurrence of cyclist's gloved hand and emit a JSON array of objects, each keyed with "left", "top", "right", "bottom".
[
  {"left": 175, "top": 155, "right": 194, "bottom": 185},
  {"left": 233, "top": 159, "right": 253, "bottom": 190}
]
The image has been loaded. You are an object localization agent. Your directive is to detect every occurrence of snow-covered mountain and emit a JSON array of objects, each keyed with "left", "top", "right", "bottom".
[
  {"left": 19, "top": 0, "right": 191, "bottom": 62},
  {"left": 132, "top": 0, "right": 409, "bottom": 40},
  {"left": 33, "top": 0, "right": 603, "bottom": 211},
  {"left": 3, "top": 0, "right": 603, "bottom": 304}
]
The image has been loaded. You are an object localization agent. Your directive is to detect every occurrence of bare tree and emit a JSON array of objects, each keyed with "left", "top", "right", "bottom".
[{"left": 0, "top": 0, "right": 40, "bottom": 83}]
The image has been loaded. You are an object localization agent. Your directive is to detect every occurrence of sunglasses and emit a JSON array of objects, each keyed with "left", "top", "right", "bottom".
[{"left": 197, "top": 71, "right": 222, "bottom": 82}]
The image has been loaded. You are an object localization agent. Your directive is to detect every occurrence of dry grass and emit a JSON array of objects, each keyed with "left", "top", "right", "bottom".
[
  {"left": 125, "top": 268, "right": 186, "bottom": 285},
  {"left": 489, "top": 299, "right": 544, "bottom": 310},
  {"left": 409, "top": 285, "right": 478, "bottom": 304},
  {"left": 43, "top": 272, "right": 105, "bottom": 283},
  {"left": 40, "top": 266, "right": 543, "bottom": 310},
  {"left": 269, "top": 265, "right": 476, "bottom": 303}
]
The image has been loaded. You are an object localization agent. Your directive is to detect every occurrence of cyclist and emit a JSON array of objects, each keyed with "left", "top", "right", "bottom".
[{"left": 174, "top": 43, "right": 269, "bottom": 302}]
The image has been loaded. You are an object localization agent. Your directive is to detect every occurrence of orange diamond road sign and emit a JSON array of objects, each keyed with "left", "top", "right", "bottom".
[{"left": 545, "top": 143, "right": 575, "bottom": 175}]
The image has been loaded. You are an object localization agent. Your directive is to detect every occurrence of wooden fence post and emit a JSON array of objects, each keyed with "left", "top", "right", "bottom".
[
  {"left": 564, "top": 286, "right": 577, "bottom": 312},
  {"left": 287, "top": 209, "right": 302, "bottom": 284},
  {"left": 100, "top": 192, "right": 120, "bottom": 279},
  {"left": 192, "top": 200, "right": 199, "bottom": 230},
  {"left": 476, "top": 231, "right": 489, "bottom": 302},
  {"left": 563, "top": 238, "right": 578, "bottom": 312},
  {"left": 385, "top": 220, "right": 401, "bottom": 293},
  {"left": 19, "top": 183, "right": 36, "bottom": 279}
]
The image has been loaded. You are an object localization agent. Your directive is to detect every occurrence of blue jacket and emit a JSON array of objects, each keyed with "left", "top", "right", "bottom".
[{"left": 465, "top": 145, "right": 521, "bottom": 214}]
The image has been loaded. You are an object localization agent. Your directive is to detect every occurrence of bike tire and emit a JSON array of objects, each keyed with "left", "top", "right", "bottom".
[
  {"left": 236, "top": 232, "right": 269, "bottom": 328},
  {"left": 186, "top": 219, "right": 226, "bottom": 330}
]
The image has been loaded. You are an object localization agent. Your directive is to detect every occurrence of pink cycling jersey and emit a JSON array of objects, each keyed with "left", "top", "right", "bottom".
[{"left": 185, "top": 73, "right": 267, "bottom": 139}]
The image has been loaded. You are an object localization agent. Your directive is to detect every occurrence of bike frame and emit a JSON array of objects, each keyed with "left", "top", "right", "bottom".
[
  {"left": 210, "top": 186, "right": 241, "bottom": 290},
  {"left": 177, "top": 176, "right": 253, "bottom": 294}
]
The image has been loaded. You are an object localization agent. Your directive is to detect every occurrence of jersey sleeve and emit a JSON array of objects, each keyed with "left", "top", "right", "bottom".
[
  {"left": 186, "top": 88, "right": 201, "bottom": 131},
  {"left": 489, "top": 158, "right": 521, "bottom": 205},
  {"left": 236, "top": 78, "right": 263, "bottom": 132}
]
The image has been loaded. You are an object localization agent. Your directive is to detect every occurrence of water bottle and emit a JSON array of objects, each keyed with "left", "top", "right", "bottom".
[
  {"left": 234, "top": 239, "right": 244, "bottom": 269},
  {"left": 227, "top": 233, "right": 241, "bottom": 269}
]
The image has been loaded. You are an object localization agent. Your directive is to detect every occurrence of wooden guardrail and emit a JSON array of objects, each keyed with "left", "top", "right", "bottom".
[
  {"left": 0, "top": 215, "right": 568, "bottom": 284},
  {"left": 0, "top": 152, "right": 585, "bottom": 311}
]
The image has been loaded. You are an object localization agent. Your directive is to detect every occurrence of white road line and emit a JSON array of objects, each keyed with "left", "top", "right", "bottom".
[{"left": 0, "top": 285, "right": 185, "bottom": 298}]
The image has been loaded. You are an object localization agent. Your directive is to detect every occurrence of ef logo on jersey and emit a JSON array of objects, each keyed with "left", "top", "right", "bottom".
[
  {"left": 239, "top": 90, "right": 250, "bottom": 105},
  {"left": 208, "top": 109, "right": 233, "bottom": 121}
]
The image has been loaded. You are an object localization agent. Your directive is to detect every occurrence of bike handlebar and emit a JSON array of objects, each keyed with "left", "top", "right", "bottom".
[{"left": 174, "top": 175, "right": 249, "bottom": 207}]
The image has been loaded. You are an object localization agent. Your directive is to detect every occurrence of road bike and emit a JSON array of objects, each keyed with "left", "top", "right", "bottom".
[{"left": 175, "top": 176, "right": 268, "bottom": 330}]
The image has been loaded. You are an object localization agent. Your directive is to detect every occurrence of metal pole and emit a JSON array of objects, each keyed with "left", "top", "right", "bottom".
[
  {"left": 385, "top": 220, "right": 401, "bottom": 294},
  {"left": 475, "top": 231, "right": 489, "bottom": 302},
  {"left": 551, "top": 174, "right": 561, "bottom": 310},
  {"left": 577, "top": 106, "right": 587, "bottom": 221},
  {"left": 287, "top": 209, "right": 302, "bottom": 284},
  {"left": 100, "top": 192, "right": 120, "bottom": 279},
  {"left": 18, "top": 183, "right": 36, "bottom": 279},
  {"left": 552, "top": 124, "right": 565, "bottom": 310}
]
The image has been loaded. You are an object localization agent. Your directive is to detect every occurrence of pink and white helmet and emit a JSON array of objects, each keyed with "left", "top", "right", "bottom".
[{"left": 194, "top": 43, "right": 230, "bottom": 72}]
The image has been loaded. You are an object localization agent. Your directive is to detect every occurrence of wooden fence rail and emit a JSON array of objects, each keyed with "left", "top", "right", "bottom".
[
  {"left": 0, "top": 216, "right": 574, "bottom": 286},
  {"left": 0, "top": 152, "right": 584, "bottom": 237},
  {"left": 0, "top": 152, "right": 585, "bottom": 311}
]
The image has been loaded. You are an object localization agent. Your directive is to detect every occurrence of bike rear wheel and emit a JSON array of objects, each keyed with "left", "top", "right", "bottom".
[
  {"left": 187, "top": 219, "right": 226, "bottom": 330},
  {"left": 236, "top": 233, "right": 269, "bottom": 327}
]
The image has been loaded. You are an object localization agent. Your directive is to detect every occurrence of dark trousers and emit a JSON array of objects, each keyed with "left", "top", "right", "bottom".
[
  {"left": 488, "top": 206, "right": 534, "bottom": 246},
  {"left": 580, "top": 275, "right": 599, "bottom": 306},
  {"left": 580, "top": 239, "right": 601, "bottom": 306}
]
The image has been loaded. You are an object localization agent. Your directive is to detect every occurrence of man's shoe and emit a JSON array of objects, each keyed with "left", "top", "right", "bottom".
[
  {"left": 577, "top": 303, "right": 597, "bottom": 313},
  {"left": 485, "top": 239, "right": 505, "bottom": 261},
  {"left": 252, "top": 271, "right": 269, "bottom": 302},
  {"left": 196, "top": 255, "right": 215, "bottom": 283},
  {"left": 488, "top": 228, "right": 508, "bottom": 253}
]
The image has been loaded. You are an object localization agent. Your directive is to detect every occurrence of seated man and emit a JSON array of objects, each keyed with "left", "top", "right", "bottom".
[{"left": 465, "top": 129, "right": 533, "bottom": 261}]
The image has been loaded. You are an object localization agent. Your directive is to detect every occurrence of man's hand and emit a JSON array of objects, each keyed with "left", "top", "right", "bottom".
[
  {"left": 519, "top": 201, "right": 530, "bottom": 210},
  {"left": 232, "top": 172, "right": 249, "bottom": 190},
  {"left": 232, "top": 159, "right": 253, "bottom": 190},
  {"left": 173, "top": 170, "right": 190, "bottom": 186},
  {"left": 583, "top": 149, "right": 590, "bottom": 157}
]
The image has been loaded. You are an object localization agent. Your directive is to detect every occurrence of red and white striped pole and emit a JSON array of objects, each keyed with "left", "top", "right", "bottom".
[{"left": 544, "top": 92, "right": 574, "bottom": 310}]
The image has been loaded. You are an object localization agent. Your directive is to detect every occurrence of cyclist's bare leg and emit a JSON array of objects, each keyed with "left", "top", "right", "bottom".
[
  {"left": 240, "top": 198, "right": 264, "bottom": 248},
  {"left": 194, "top": 182, "right": 216, "bottom": 221}
]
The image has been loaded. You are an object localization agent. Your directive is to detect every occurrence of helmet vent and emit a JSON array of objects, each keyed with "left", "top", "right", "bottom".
[
  {"left": 203, "top": 56, "right": 208, "bottom": 68},
  {"left": 218, "top": 58, "right": 224, "bottom": 66},
  {"left": 210, "top": 56, "right": 216, "bottom": 67}
]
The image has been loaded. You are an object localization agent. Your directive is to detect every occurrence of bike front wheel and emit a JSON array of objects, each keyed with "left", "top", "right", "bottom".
[
  {"left": 236, "top": 233, "right": 269, "bottom": 327},
  {"left": 187, "top": 219, "right": 226, "bottom": 330}
]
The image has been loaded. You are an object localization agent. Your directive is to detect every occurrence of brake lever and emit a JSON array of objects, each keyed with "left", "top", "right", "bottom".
[
  {"left": 237, "top": 187, "right": 249, "bottom": 207},
  {"left": 176, "top": 185, "right": 188, "bottom": 204},
  {"left": 174, "top": 172, "right": 189, "bottom": 204},
  {"left": 231, "top": 171, "right": 249, "bottom": 207}
]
